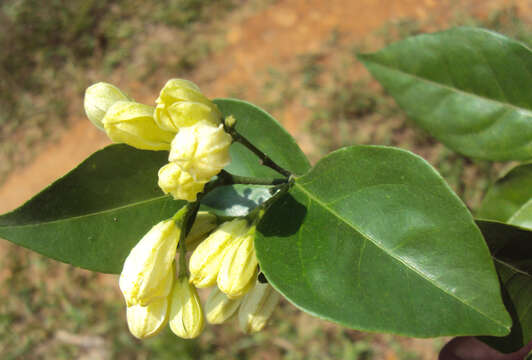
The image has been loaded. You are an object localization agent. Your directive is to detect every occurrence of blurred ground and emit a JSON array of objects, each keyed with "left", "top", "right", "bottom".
[{"left": 0, "top": 0, "right": 531, "bottom": 359}]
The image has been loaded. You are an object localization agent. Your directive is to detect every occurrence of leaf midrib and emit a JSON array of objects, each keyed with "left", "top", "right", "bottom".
[
  {"left": 294, "top": 181, "right": 509, "bottom": 330},
  {"left": 361, "top": 56, "right": 532, "bottom": 115},
  {"left": 0, "top": 195, "right": 172, "bottom": 228},
  {"left": 495, "top": 258, "right": 532, "bottom": 278}
]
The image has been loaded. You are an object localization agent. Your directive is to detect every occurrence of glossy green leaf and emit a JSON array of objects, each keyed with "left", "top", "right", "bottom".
[
  {"left": 477, "top": 220, "right": 532, "bottom": 353},
  {"left": 478, "top": 164, "right": 532, "bottom": 222},
  {"left": 214, "top": 98, "right": 311, "bottom": 177},
  {"left": 359, "top": 27, "right": 532, "bottom": 161},
  {"left": 256, "top": 145, "right": 511, "bottom": 337},
  {"left": 0, "top": 144, "right": 183, "bottom": 273}
]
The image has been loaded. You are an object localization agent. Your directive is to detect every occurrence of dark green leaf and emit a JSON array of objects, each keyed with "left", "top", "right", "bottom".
[
  {"left": 359, "top": 27, "right": 532, "bottom": 161},
  {"left": 478, "top": 164, "right": 532, "bottom": 222},
  {"left": 477, "top": 220, "right": 532, "bottom": 353},
  {"left": 214, "top": 98, "right": 311, "bottom": 177},
  {"left": 477, "top": 220, "right": 532, "bottom": 275},
  {"left": 0, "top": 144, "right": 184, "bottom": 273},
  {"left": 256, "top": 145, "right": 511, "bottom": 337}
]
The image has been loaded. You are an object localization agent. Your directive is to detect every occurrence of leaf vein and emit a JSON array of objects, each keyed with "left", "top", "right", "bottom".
[{"left": 365, "top": 59, "right": 532, "bottom": 114}]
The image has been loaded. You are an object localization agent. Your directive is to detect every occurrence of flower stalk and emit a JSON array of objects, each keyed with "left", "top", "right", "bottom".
[{"left": 223, "top": 117, "right": 292, "bottom": 178}]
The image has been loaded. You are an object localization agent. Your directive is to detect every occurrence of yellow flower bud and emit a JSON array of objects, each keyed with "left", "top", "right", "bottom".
[
  {"left": 126, "top": 296, "right": 169, "bottom": 339},
  {"left": 217, "top": 227, "right": 258, "bottom": 299},
  {"left": 205, "top": 287, "right": 242, "bottom": 324},
  {"left": 168, "top": 277, "right": 205, "bottom": 339},
  {"left": 154, "top": 78, "right": 222, "bottom": 132},
  {"left": 238, "top": 281, "right": 281, "bottom": 334},
  {"left": 119, "top": 219, "right": 179, "bottom": 306},
  {"left": 158, "top": 162, "right": 207, "bottom": 202},
  {"left": 185, "top": 211, "right": 218, "bottom": 251},
  {"left": 169, "top": 121, "right": 232, "bottom": 181},
  {"left": 189, "top": 219, "right": 248, "bottom": 288},
  {"left": 102, "top": 101, "right": 175, "bottom": 151},
  {"left": 84, "top": 82, "right": 130, "bottom": 130}
]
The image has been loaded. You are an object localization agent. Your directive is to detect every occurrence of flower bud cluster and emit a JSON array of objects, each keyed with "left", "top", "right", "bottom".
[
  {"left": 119, "top": 210, "right": 216, "bottom": 339},
  {"left": 84, "top": 78, "right": 231, "bottom": 202},
  {"left": 85, "top": 79, "right": 279, "bottom": 340},
  {"left": 190, "top": 218, "right": 279, "bottom": 332},
  {"left": 119, "top": 210, "right": 278, "bottom": 339}
]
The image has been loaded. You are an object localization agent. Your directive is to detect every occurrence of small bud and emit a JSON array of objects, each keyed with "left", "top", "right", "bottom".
[
  {"left": 169, "top": 121, "right": 232, "bottom": 181},
  {"left": 102, "top": 101, "right": 175, "bottom": 151},
  {"left": 126, "top": 296, "right": 169, "bottom": 339},
  {"left": 155, "top": 79, "right": 221, "bottom": 132},
  {"left": 189, "top": 219, "right": 248, "bottom": 288},
  {"left": 84, "top": 82, "right": 130, "bottom": 130},
  {"left": 205, "top": 286, "right": 242, "bottom": 324},
  {"left": 168, "top": 277, "right": 205, "bottom": 339},
  {"left": 238, "top": 281, "right": 281, "bottom": 334},
  {"left": 119, "top": 219, "right": 180, "bottom": 306},
  {"left": 224, "top": 115, "right": 236, "bottom": 129},
  {"left": 158, "top": 162, "right": 207, "bottom": 202},
  {"left": 185, "top": 211, "right": 218, "bottom": 251},
  {"left": 217, "top": 227, "right": 258, "bottom": 299}
]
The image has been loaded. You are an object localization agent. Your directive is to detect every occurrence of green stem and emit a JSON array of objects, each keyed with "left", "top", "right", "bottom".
[
  {"left": 223, "top": 118, "right": 292, "bottom": 178},
  {"left": 176, "top": 202, "right": 200, "bottom": 279}
]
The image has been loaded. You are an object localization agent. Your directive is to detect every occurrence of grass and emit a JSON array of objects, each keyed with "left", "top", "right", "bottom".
[{"left": 0, "top": 0, "right": 240, "bottom": 185}]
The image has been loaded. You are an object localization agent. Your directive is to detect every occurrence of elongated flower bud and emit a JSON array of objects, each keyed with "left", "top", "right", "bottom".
[
  {"left": 217, "top": 226, "right": 258, "bottom": 299},
  {"left": 238, "top": 281, "right": 281, "bottom": 333},
  {"left": 119, "top": 219, "right": 180, "bottom": 306},
  {"left": 185, "top": 211, "right": 218, "bottom": 251},
  {"left": 155, "top": 79, "right": 221, "bottom": 132},
  {"left": 102, "top": 101, "right": 175, "bottom": 151},
  {"left": 205, "top": 286, "right": 242, "bottom": 324},
  {"left": 168, "top": 121, "right": 232, "bottom": 181},
  {"left": 189, "top": 219, "right": 248, "bottom": 288},
  {"left": 126, "top": 296, "right": 169, "bottom": 339},
  {"left": 169, "top": 277, "right": 205, "bottom": 339},
  {"left": 84, "top": 82, "right": 130, "bottom": 130},
  {"left": 158, "top": 162, "right": 207, "bottom": 202}
]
